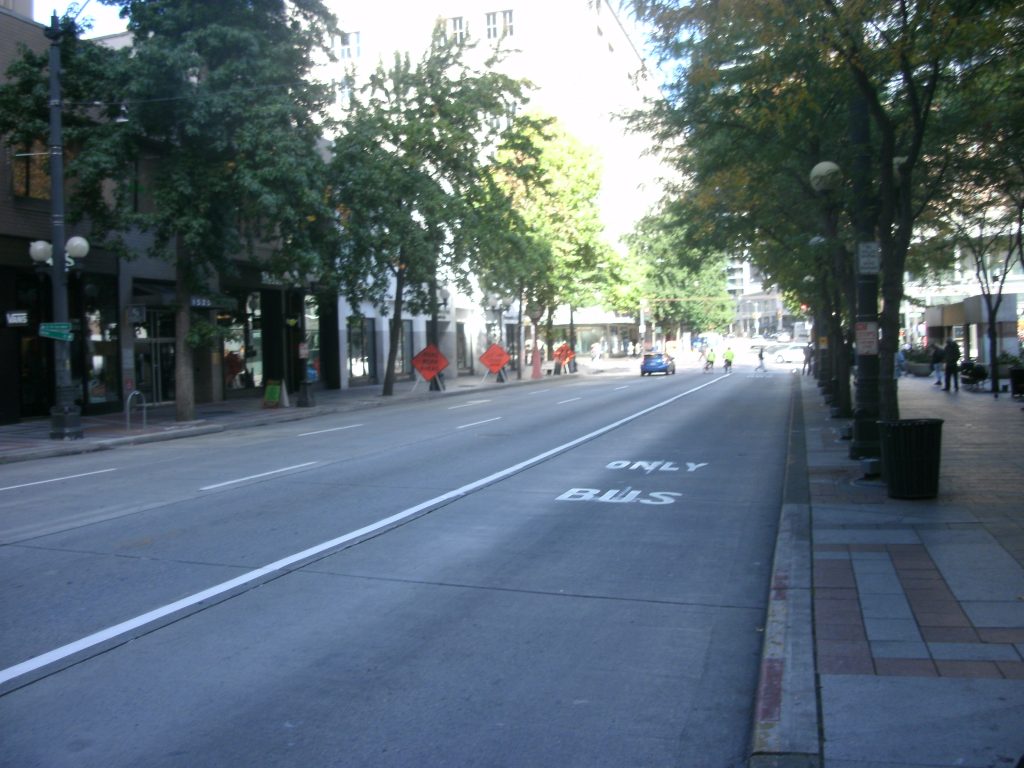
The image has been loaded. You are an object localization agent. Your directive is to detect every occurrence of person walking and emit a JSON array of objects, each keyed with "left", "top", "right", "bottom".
[
  {"left": 802, "top": 343, "right": 813, "bottom": 376},
  {"left": 723, "top": 346, "right": 735, "bottom": 373},
  {"left": 943, "top": 338, "right": 961, "bottom": 392},
  {"left": 931, "top": 343, "right": 945, "bottom": 386},
  {"left": 755, "top": 346, "right": 766, "bottom": 373}
]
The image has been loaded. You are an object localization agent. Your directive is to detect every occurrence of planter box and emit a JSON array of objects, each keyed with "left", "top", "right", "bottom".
[
  {"left": 905, "top": 361, "right": 933, "bottom": 377},
  {"left": 1011, "top": 367, "right": 1024, "bottom": 398}
]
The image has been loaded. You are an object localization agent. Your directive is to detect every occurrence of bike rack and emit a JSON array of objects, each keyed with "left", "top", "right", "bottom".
[{"left": 125, "top": 390, "right": 148, "bottom": 431}]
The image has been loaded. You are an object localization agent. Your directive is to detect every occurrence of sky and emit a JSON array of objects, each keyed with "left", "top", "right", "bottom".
[{"left": 33, "top": 1, "right": 128, "bottom": 38}]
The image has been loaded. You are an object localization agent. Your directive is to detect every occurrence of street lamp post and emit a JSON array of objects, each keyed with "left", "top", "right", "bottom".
[
  {"left": 37, "top": 13, "right": 84, "bottom": 439},
  {"left": 848, "top": 94, "right": 880, "bottom": 460}
]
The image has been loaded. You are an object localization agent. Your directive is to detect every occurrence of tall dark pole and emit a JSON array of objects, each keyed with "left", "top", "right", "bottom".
[
  {"left": 849, "top": 93, "right": 879, "bottom": 460},
  {"left": 46, "top": 13, "right": 83, "bottom": 439}
]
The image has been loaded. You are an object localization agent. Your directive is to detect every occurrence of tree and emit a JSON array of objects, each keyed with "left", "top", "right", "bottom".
[
  {"left": 628, "top": 0, "right": 860, "bottom": 413},
  {"left": 327, "top": 29, "right": 534, "bottom": 395},
  {"left": 632, "top": 0, "right": 1024, "bottom": 420},
  {"left": 624, "top": 206, "right": 733, "bottom": 340},
  {"left": 0, "top": 1, "right": 339, "bottom": 421},
  {"left": 484, "top": 118, "right": 609, "bottom": 357}
]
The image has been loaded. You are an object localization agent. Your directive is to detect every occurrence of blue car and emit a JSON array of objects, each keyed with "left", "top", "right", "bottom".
[{"left": 641, "top": 352, "right": 676, "bottom": 376}]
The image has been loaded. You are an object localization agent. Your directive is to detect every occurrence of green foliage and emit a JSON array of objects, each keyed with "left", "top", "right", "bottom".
[
  {"left": 625, "top": 206, "right": 733, "bottom": 333},
  {"left": 997, "top": 352, "right": 1022, "bottom": 368},
  {"left": 482, "top": 116, "right": 611, "bottom": 319},
  {"left": 184, "top": 313, "right": 223, "bottom": 350},
  {"left": 327, "top": 29, "right": 535, "bottom": 314},
  {"left": 630, "top": 0, "right": 1024, "bottom": 417},
  {"left": 0, "top": 2, "right": 341, "bottom": 418}
]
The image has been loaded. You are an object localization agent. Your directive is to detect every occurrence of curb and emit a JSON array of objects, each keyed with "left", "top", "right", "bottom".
[
  {"left": 749, "top": 376, "right": 821, "bottom": 767},
  {"left": 748, "top": 503, "right": 820, "bottom": 767}
]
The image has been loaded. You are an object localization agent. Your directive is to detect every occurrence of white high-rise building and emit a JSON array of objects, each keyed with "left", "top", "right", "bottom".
[{"left": 322, "top": 0, "right": 661, "bottom": 246}]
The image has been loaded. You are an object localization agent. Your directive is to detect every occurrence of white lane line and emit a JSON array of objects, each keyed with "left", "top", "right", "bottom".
[
  {"left": 199, "top": 462, "right": 318, "bottom": 491},
  {"left": 456, "top": 417, "right": 502, "bottom": 430},
  {"left": 614, "top": 385, "right": 629, "bottom": 390},
  {"left": 527, "top": 389, "right": 551, "bottom": 395},
  {"left": 0, "top": 468, "right": 117, "bottom": 493},
  {"left": 0, "top": 377, "right": 722, "bottom": 688},
  {"left": 298, "top": 424, "right": 362, "bottom": 437},
  {"left": 448, "top": 399, "right": 491, "bottom": 410},
  {"left": 558, "top": 397, "right": 581, "bottom": 404}
]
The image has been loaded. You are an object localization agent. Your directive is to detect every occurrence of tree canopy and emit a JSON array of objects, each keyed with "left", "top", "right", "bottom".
[
  {"left": 630, "top": 0, "right": 1024, "bottom": 418},
  {"left": 326, "top": 28, "right": 538, "bottom": 394}
]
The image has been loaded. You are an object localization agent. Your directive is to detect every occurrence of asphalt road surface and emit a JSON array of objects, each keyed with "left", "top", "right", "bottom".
[{"left": 0, "top": 368, "right": 794, "bottom": 767}]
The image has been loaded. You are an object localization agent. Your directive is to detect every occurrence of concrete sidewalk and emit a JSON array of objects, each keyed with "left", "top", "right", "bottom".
[
  {"left": 0, "top": 359, "right": 638, "bottom": 464},
  {"left": 753, "top": 373, "right": 1024, "bottom": 767}
]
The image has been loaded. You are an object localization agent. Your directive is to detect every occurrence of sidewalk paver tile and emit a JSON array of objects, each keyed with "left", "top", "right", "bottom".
[
  {"left": 870, "top": 641, "right": 930, "bottom": 659},
  {"left": 928, "top": 642, "right": 1021, "bottom": 662}
]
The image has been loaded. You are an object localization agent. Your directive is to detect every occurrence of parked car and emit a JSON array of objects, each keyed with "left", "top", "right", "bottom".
[
  {"left": 641, "top": 352, "right": 676, "bottom": 375},
  {"left": 773, "top": 344, "right": 807, "bottom": 364}
]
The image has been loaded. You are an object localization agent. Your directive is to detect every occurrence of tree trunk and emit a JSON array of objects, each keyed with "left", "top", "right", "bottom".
[
  {"left": 174, "top": 251, "right": 195, "bottom": 422},
  {"left": 828, "top": 307, "right": 851, "bottom": 416},
  {"left": 515, "top": 285, "right": 525, "bottom": 380},
  {"left": 382, "top": 263, "right": 405, "bottom": 397},
  {"left": 569, "top": 304, "right": 576, "bottom": 353},
  {"left": 987, "top": 294, "right": 1003, "bottom": 398}
]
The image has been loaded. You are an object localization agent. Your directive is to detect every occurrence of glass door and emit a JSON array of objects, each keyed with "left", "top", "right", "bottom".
[{"left": 133, "top": 309, "right": 176, "bottom": 403}]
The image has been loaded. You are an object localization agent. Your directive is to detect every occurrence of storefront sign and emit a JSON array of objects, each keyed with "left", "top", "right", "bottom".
[
  {"left": 5, "top": 310, "right": 29, "bottom": 327},
  {"left": 263, "top": 380, "right": 282, "bottom": 408}
]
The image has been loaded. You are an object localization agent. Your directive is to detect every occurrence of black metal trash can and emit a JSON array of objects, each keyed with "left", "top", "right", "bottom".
[{"left": 878, "top": 418, "right": 943, "bottom": 499}]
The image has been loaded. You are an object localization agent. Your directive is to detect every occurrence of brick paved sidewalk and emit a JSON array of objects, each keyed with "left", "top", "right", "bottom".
[{"left": 805, "top": 375, "right": 1024, "bottom": 684}]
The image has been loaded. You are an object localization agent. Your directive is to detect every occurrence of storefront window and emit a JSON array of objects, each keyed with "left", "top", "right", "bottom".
[
  {"left": 304, "top": 295, "right": 320, "bottom": 383},
  {"left": 15, "top": 273, "right": 51, "bottom": 418},
  {"left": 457, "top": 322, "right": 470, "bottom": 371},
  {"left": 81, "top": 276, "right": 120, "bottom": 405},
  {"left": 347, "top": 316, "right": 376, "bottom": 383},
  {"left": 221, "top": 292, "right": 262, "bottom": 390}
]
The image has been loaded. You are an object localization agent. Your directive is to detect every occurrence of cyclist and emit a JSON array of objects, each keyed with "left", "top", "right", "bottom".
[
  {"left": 704, "top": 347, "right": 716, "bottom": 373},
  {"left": 723, "top": 347, "right": 734, "bottom": 373}
]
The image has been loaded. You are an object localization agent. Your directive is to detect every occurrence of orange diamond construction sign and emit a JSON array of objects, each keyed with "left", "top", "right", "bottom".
[
  {"left": 479, "top": 344, "right": 510, "bottom": 374},
  {"left": 412, "top": 344, "right": 448, "bottom": 382}
]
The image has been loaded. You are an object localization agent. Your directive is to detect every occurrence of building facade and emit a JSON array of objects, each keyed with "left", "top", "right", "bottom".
[{"left": 0, "top": 9, "right": 313, "bottom": 424}]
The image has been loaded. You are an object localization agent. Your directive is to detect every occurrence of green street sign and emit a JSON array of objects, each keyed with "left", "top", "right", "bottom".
[{"left": 39, "top": 323, "right": 73, "bottom": 342}]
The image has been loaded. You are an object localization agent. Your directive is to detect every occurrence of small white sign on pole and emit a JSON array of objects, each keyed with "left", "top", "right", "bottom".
[{"left": 857, "top": 242, "right": 881, "bottom": 274}]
